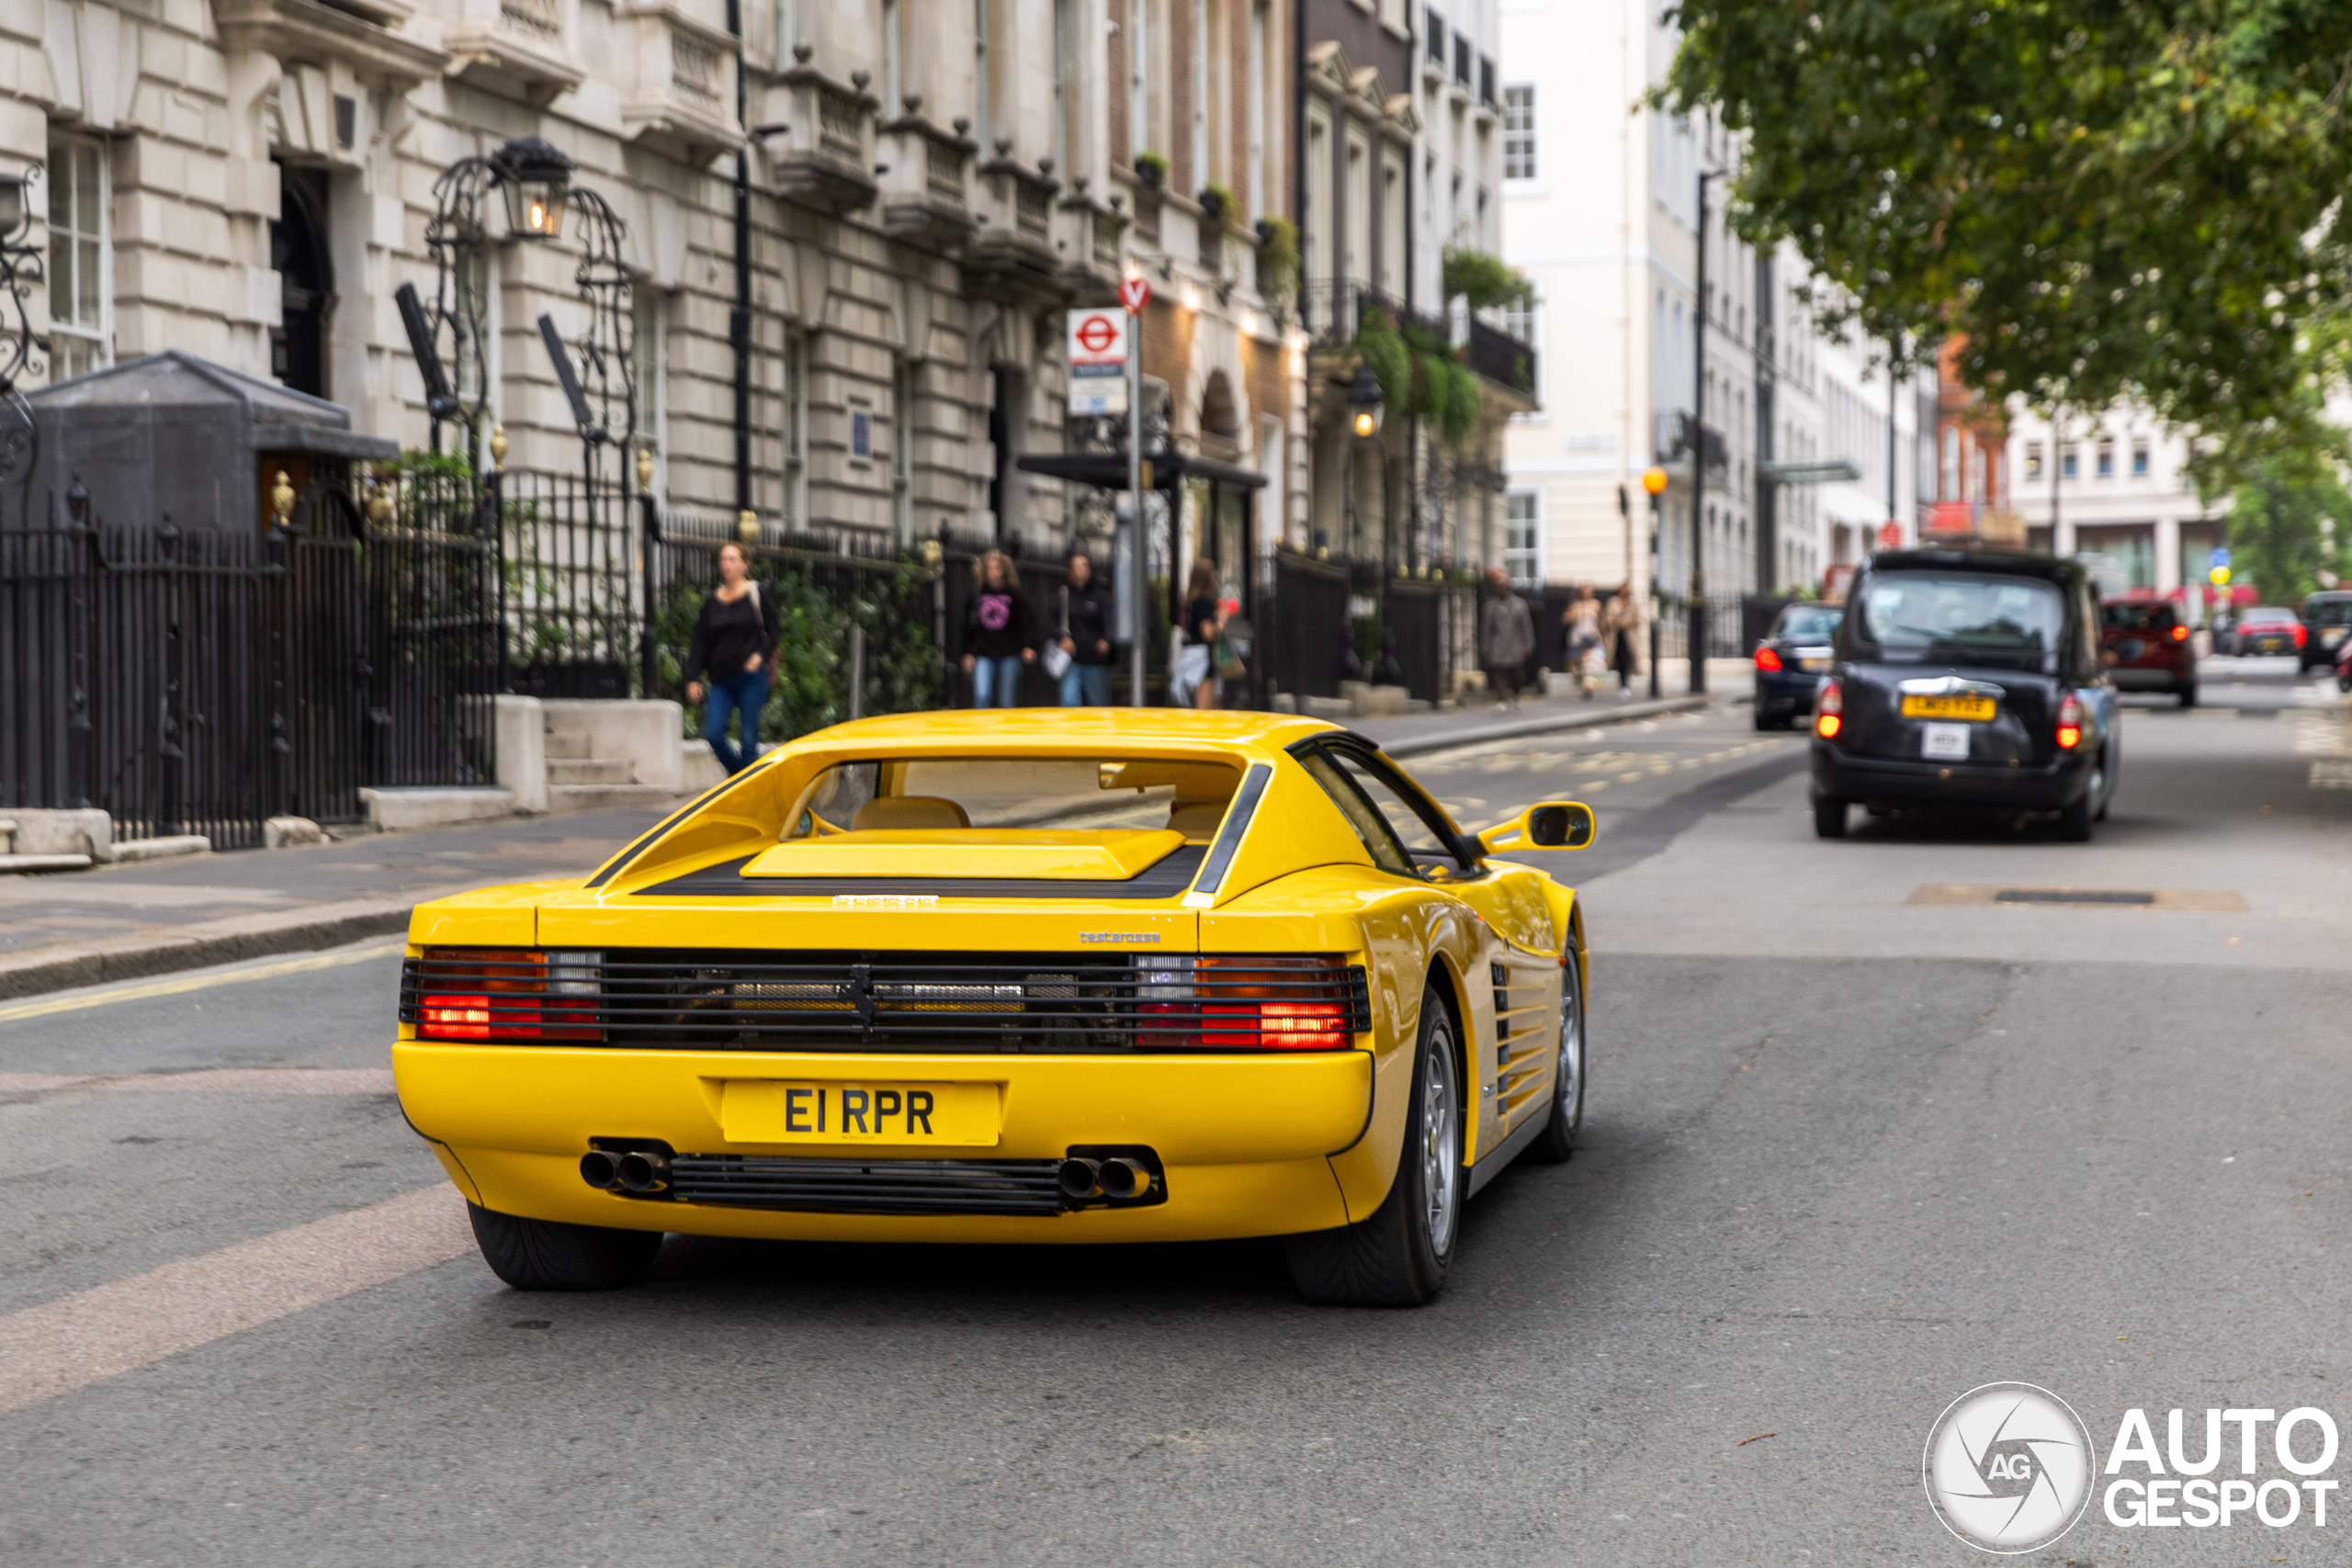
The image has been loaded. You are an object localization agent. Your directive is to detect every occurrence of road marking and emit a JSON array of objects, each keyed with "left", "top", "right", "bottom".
[
  {"left": 0, "top": 1184, "right": 473, "bottom": 1416},
  {"left": 1907, "top": 884, "right": 2249, "bottom": 912},
  {"left": 0, "top": 939, "right": 406, "bottom": 1025},
  {"left": 0, "top": 1067, "right": 396, "bottom": 1100}
]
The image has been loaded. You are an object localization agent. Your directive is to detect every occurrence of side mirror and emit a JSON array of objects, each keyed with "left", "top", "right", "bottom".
[{"left": 1477, "top": 801, "right": 1596, "bottom": 854}]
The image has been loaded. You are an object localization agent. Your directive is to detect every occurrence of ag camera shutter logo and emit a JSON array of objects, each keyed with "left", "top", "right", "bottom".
[{"left": 1922, "top": 1382, "right": 2098, "bottom": 1553}]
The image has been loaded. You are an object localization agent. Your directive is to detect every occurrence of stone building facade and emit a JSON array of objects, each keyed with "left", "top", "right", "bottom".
[{"left": 4, "top": 0, "right": 1302, "bottom": 557}]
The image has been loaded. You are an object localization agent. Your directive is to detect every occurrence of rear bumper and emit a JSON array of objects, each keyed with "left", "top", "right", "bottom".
[
  {"left": 1753, "top": 669, "right": 1826, "bottom": 714},
  {"left": 395, "top": 1043, "right": 1369, "bottom": 1242},
  {"left": 1811, "top": 744, "right": 2094, "bottom": 811},
  {"left": 2110, "top": 665, "right": 2190, "bottom": 692}
]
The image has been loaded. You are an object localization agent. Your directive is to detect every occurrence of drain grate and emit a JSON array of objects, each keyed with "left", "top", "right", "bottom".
[{"left": 1993, "top": 888, "right": 2154, "bottom": 907}]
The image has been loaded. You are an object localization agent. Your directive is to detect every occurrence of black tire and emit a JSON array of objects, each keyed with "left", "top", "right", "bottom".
[
  {"left": 1285, "top": 985, "right": 1464, "bottom": 1307},
  {"left": 1524, "top": 953, "right": 1586, "bottom": 1165},
  {"left": 2177, "top": 682, "right": 2197, "bottom": 708},
  {"left": 467, "top": 1201, "right": 665, "bottom": 1291},
  {"left": 1812, "top": 796, "right": 1849, "bottom": 839},
  {"left": 2055, "top": 790, "right": 2095, "bottom": 842},
  {"left": 1752, "top": 706, "right": 1778, "bottom": 731}
]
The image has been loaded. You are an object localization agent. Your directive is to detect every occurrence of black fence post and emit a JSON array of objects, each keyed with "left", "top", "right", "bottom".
[
  {"left": 64, "top": 481, "right": 95, "bottom": 809},
  {"left": 157, "top": 518, "right": 186, "bottom": 837},
  {"left": 263, "top": 518, "right": 292, "bottom": 820},
  {"left": 639, "top": 491, "right": 661, "bottom": 698}
]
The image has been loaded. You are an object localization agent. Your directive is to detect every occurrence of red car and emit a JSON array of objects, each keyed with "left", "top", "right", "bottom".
[
  {"left": 2228, "top": 606, "right": 2304, "bottom": 658},
  {"left": 2101, "top": 598, "right": 2197, "bottom": 706}
]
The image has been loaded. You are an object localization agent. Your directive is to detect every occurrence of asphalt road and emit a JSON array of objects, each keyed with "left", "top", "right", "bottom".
[{"left": 7, "top": 680, "right": 2352, "bottom": 1565}]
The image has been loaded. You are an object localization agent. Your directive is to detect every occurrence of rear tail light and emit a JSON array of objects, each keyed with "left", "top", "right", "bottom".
[
  {"left": 2295, "top": 624, "right": 2309, "bottom": 649},
  {"left": 2055, "top": 694, "right": 2086, "bottom": 751},
  {"left": 1137, "top": 955, "right": 1360, "bottom": 1050},
  {"left": 1814, "top": 678, "right": 1843, "bottom": 739},
  {"left": 1754, "top": 646, "right": 1783, "bottom": 672},
  {"left": 414, "top": 949, "right": 603, "bottom": 1040},
  {"left": 2170, "top": 624, "right": 2189, "bottom": 641}
]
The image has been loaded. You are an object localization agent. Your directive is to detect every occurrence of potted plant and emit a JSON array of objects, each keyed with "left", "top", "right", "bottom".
[
  {"left": 1197, "top": 184, "right": 1235, "bottom": 222},
  {"left": 1133, "top": 152, "right": 1169, "bottom": 191}
]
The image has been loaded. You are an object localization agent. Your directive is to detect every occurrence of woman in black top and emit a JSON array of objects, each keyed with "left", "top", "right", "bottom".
[
  {"left": 1174, "top": 558, "right": 1224, "bottom": 709},
  {"left": 1056, "top": 550, "right": 1117, "bottom": 705},
  {"left": 960, "top": 549, "right": 1036, "bottom": 706},
  {"left": 684, "top": 541, "right": 783, "bottom": 773}
]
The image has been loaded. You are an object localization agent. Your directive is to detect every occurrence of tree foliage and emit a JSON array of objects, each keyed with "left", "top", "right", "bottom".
[
  {"left": 2228, "top": 457, "right": 2352, "bottom": 604},
  {"left": 1660, "top": 0, "right": 2352, "bottom": 491},
  {"left": 1441, "top": 246, "right": 1532, "bottom": 312}
]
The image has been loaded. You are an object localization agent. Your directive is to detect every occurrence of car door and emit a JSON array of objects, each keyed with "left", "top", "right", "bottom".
[{"left": 1304, "top": 741, "right": 1563, "bottom": 1160}]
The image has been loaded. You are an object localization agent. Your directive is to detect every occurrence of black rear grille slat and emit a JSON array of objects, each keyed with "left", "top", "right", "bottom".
[
  {"left": 400, "top": 950, "right": 1373, "bottom": 1054},
  {"left": 670, "top": 1156, "right": 1068, "bottom": 1215}
]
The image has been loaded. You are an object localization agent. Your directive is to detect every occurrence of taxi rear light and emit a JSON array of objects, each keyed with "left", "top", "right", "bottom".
[
  {"left": 2055, "top": 694, "right": 2086, "bottom": 751},
  {"left": 1815, "top": 678, "right": 1843, "bottom": 739},
  {"left": 2171, "top": 623, "right": 2189, "bottom": 641},
  {"left": 2294, "top": 624, "right": 2309, "bottom": 648},
  {"left": 1754, "top": 646, "right": 1783, "bottom": 672}
]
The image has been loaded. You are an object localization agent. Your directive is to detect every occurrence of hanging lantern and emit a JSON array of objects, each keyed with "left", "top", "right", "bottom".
[
  {"left": 1346, "top": 362, "right": 1385, "bottom": 440},
  {"left": 492, "top": 137, "right": 575, "bottom": 241}
]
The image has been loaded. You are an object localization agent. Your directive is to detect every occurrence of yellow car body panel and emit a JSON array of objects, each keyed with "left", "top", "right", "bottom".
[{"left": 392, "top": 709, "right": 1589, "bottom": 1248}]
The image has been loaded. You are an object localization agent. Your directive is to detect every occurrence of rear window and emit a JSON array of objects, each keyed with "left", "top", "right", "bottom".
[
  {"left": 2102, "top": 603, "right": 2177, "bottom": 632},
  {"left": 2242, "top": 607, "right": 2295, "bottom": 627},
  {"left": 784, "top": 757, "right": 1244, "bottom": 840},
  {"left": 1774, "top": 604, "right": 1842, "bottom": 642},
  {"left": 1860, "top": 572, "right": 2067, "bottom": 654}
]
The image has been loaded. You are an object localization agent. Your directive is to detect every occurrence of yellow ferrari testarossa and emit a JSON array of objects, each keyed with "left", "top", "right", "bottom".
[{"left": 394, "top": 709, "right": 1594, "bottom": 1306}]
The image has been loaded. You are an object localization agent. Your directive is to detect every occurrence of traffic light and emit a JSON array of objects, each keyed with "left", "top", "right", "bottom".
[{"left": 1641, "top": 467, "right": 1668, "bottom": 497}]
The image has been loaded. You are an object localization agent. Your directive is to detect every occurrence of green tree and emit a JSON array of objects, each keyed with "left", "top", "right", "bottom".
[
  {"left": 2228, "top": 457, "right": 2352, "bottom": 605},
  {"left": 1659, "top": 0, "right": 2352, "bottom": 490}
]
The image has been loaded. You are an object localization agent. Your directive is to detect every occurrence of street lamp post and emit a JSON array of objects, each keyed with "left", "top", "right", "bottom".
[
  {"left": 1643, "top": 465, "right": 1669, "bottom": 698},
  {"left": 1690, "top": 166, "right": 1722, "bottom": 696},
  {"left": 1344, "top": 360, "right": 1385, "bottom": 570}
]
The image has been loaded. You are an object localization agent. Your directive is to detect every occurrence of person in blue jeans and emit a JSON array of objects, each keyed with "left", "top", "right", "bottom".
[
  {"left": 1056, "top": 549, "right": 1117, "bottom": 705},
  {"left": 683, "top": 540, "right": 782, "bottom": 773},
  {"left": 959, "top": 548, "right": 1036, "bottom": 706}
]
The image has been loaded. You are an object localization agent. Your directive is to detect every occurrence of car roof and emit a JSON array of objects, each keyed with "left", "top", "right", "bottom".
[
  {"left": 1865, "top": 547, "right": 2082, "bottom": 587},
  {"left": 792, "top": 708, "right": 1350, "bottom": 751}
]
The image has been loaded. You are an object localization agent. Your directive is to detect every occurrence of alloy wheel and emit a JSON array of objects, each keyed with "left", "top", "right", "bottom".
[
  {"left": 1422, "top": 1032, "right": 1461, "bottom": 1256},
  {"left": 1556, "top": 972, "right": 1585, "bottom": 1133}
]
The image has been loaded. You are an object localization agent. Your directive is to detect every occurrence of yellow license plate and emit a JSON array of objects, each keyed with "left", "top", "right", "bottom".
[
  {"left": 1900, "top": 694, "right": 1996, "bottom": 722},
  {"left": 1799, "top": 657, "right": 1831, "bottom": 672},
  {"left": 718, "top": 1079, "right": 1003, "bottom": 1146}
]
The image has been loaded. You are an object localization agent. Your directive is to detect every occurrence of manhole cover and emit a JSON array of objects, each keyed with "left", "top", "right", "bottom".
[{"left": 1994, "top": 888, "right": 2154, "bottom": 906}]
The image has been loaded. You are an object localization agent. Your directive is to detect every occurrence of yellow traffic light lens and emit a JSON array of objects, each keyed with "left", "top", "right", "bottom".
[
  {"left": 2209, "top": 566, "right": 2231, "bottom": 585},
  {"left": 1642, "top": 466, "right": 1669, "bottom": 497}
]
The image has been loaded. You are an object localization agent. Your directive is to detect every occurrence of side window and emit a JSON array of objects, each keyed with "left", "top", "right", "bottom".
[
  {"left": 1328, "top": 751, "right": 1459, "bottom": 863},
  {"left": 1294, "top": 749, "right": 1415, "bottom": 875}
]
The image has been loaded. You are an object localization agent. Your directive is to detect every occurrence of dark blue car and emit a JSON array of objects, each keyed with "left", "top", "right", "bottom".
[{"left": 1751, "top": 601, "right": 1844, "bottom": 730}]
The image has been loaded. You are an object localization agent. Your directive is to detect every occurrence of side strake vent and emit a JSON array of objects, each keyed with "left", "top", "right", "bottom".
[{"left": 400, "top": 950, "right": 1373, "bottom": 1053}]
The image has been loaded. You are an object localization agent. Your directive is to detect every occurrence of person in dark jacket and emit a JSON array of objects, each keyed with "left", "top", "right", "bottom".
[
  {"left": 683, "top": 540, "right": 782, "bottom": 773},
  {"left": 1056, "top": 550, "right": 1116, "bottom": 705},
  {"left": 960, "top": 549, "right": 1036, "bottom": 706}
]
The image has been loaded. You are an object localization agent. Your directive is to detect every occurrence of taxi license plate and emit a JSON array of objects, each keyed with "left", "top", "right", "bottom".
[
  {"left": 1900, "top": 694, "right": 1996, "bottom": 722},
  {"left": 718, "top": 1079, "right": 1002, "bottom": 1146},
  {"left": 1799, "top": 657, "right": 1831, "bottom": 672}
]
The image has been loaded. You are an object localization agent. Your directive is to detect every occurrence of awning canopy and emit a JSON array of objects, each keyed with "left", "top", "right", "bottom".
[{"left": 1015, "top": 449, "right": 1269, "bottom": 492}]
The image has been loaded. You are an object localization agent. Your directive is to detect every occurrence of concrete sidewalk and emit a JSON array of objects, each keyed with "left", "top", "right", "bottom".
[{"left": 0, "top": 688, "right": 1736, "bottom": 1001}]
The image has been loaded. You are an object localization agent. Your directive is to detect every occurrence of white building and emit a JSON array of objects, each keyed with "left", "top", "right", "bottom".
[
  {"left": 1494, "top": 0, "right": 1923, "bottom": 608},
  {"left": 2002, "top": 410, "right": 2220, "bottom": 608}
]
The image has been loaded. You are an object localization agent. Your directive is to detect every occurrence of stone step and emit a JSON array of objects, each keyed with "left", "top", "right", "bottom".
[
  {"left": 548, "top": 783, "right": 679, "bottom": 815},
  {"left": 0, "top": 853, "right": 95, "bottom": 874},
  {"left": 547, "top": 757, "right": 635, "bottom": 786},
  {"left": 542, "top": 729, "right": 595, "bottom": 760}
]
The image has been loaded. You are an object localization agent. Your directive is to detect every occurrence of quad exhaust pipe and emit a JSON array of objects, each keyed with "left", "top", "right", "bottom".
[
  {"left": 581, "top": 1148, "right": 670, "bottom": 1194},
  {"left": 1057, "top": 1155, "right": 1153, "bottom": 1202}
]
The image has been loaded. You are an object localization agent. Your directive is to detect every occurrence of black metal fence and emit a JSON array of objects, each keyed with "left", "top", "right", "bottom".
[{"left": 1270, "top": 550, "right": 1353, "bottom": 699}]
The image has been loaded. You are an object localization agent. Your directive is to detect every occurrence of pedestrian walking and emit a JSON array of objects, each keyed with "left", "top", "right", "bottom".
[
  {"left": 683, "top": 540, "right": 782, "bottom": 774},
  {"left": 1171, "top": 559, "right": 1225, "bottom": 709},
  {"left": 1566, "top": 582, "right": 1604, "bottom": 699},
  {"left": 961, "top": 549, "right": 1036, "bottom": 707},
  {"left": 1055, "top": 549, "right": 1116, "bottom": 706},
  {"left": 1478, "top": 570, "right": 1535, "bottom": 709},
  {"left": 1606, "top": 585, "right": 1643, "bottom": 698}
]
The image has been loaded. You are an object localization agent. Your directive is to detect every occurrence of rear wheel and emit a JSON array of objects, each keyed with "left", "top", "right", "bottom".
[
  {"left": 1752, "top": 706, "right": 1779, "bottom": 731},
  {"left": 467, "top": 1202, "right": 664, "bottom": 1291},
  {"left": 1525, "top": 955, "right": 1586, "bottom": 1165},
  {"left": 2055, "top": 790, "right": 2095, "bottom": 842},
  {"left": 1812, "top": 796, "right": 1849, "bottom": 839},
  {"left": 1285, "top": 986, "right": 1462, "bottom": 1307},
  {"left": 2177, "top": 682, "right": 2198, "bottom": 708}
]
